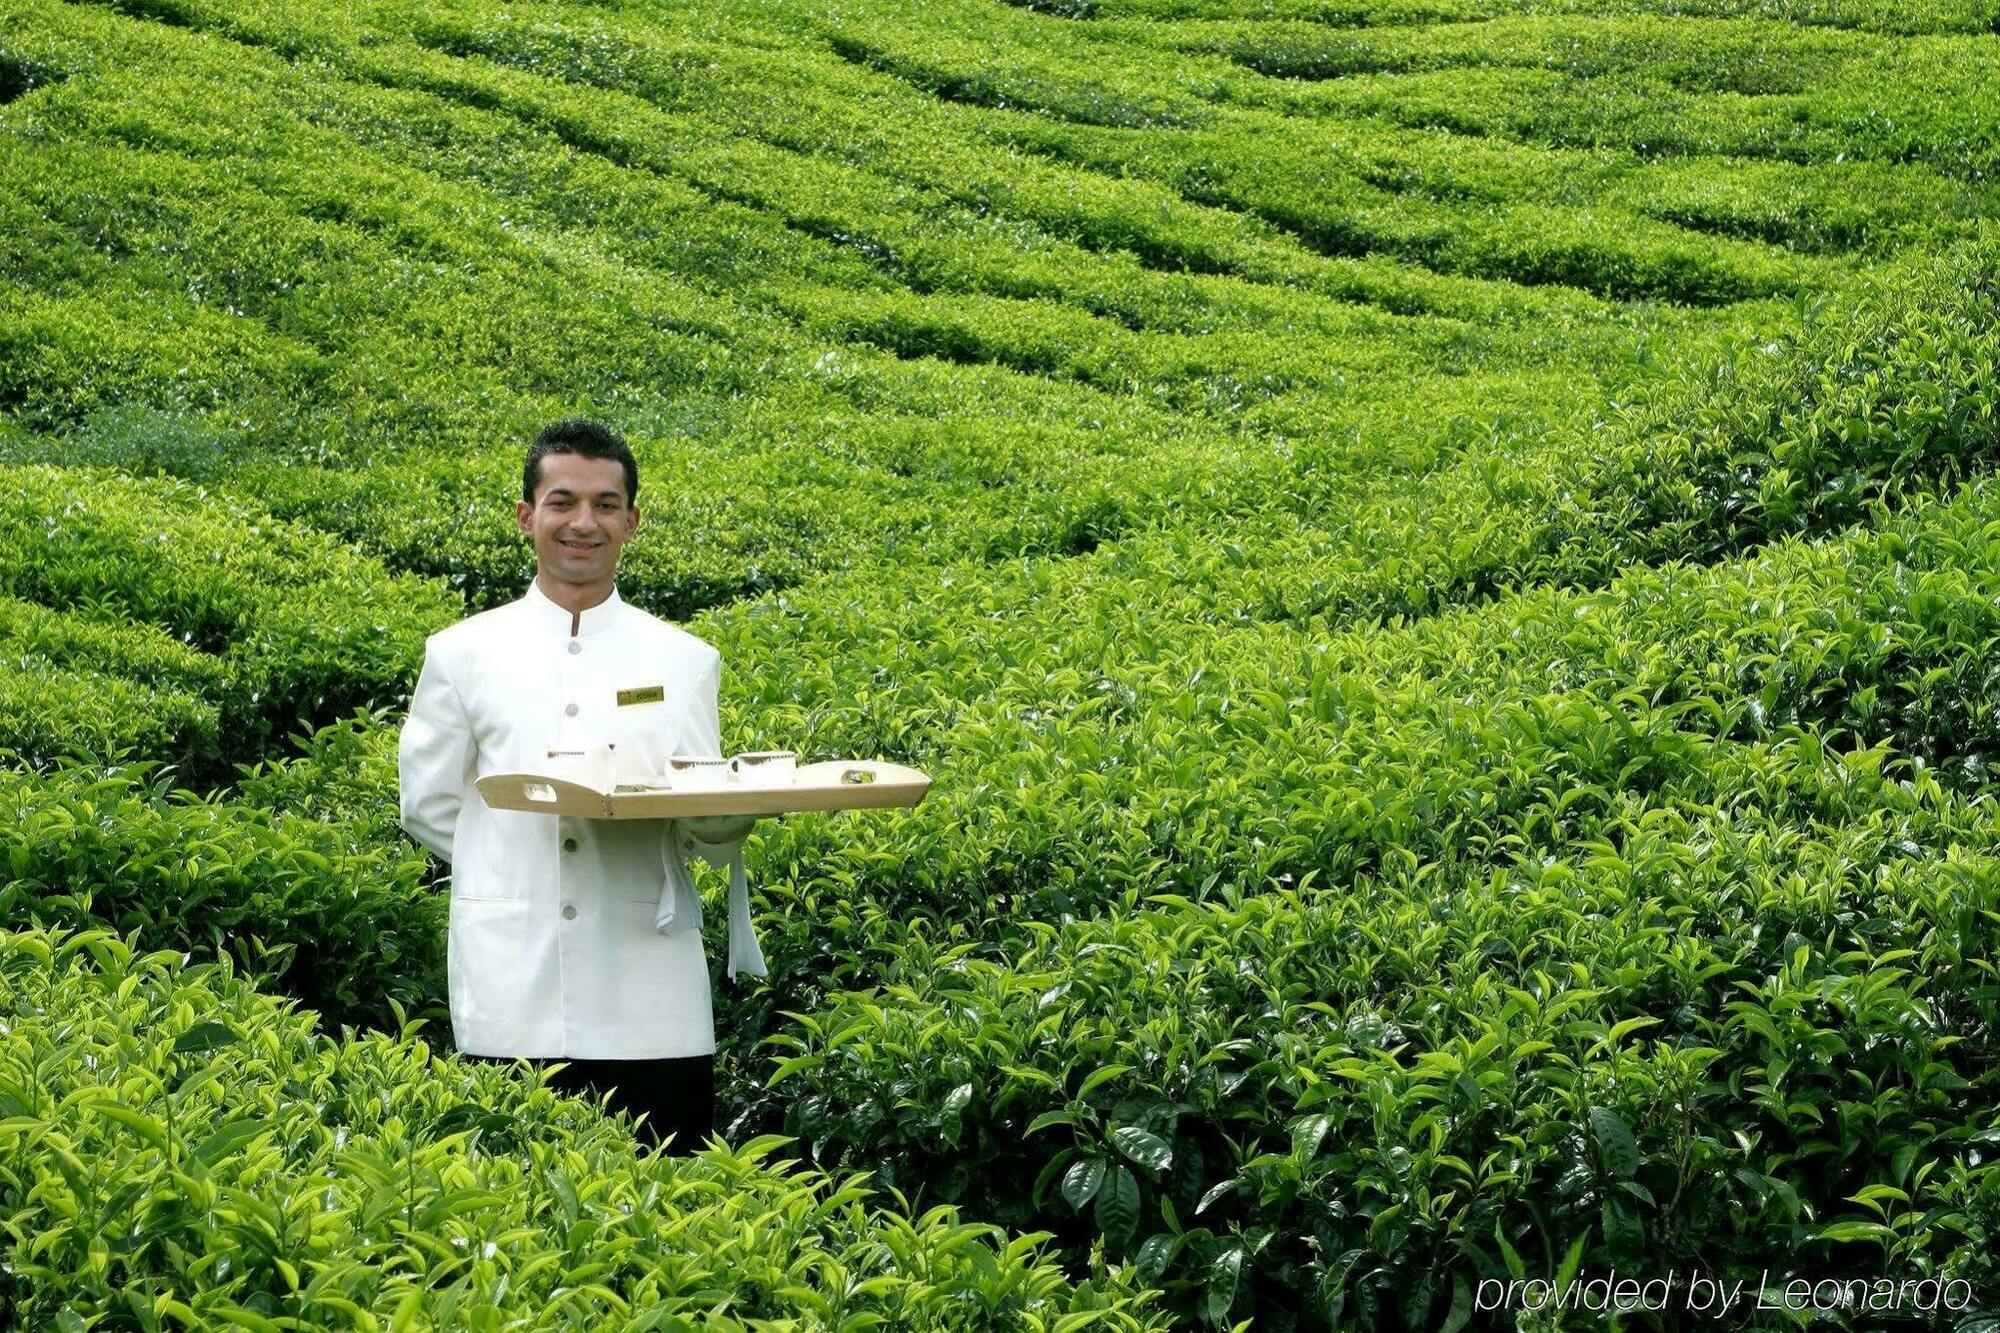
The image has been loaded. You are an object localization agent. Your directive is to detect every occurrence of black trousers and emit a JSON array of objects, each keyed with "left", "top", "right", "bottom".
[{"left": 471, "top": 1053, "right": 715, "bottom": 1155}]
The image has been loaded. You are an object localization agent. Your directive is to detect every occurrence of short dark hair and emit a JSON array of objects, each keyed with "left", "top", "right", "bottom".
[{"left": 523, "top": 418, "right": 639, "bottom": 506}]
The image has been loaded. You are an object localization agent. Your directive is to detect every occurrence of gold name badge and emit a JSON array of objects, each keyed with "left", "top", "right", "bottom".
[{"left": 616, "top": 685, "right": 665, "bottom": 706}]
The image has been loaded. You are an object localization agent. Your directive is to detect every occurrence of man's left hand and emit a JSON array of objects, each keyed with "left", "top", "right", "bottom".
[{"left": 681, "top": 813, "right": 763, "bottom": 844}]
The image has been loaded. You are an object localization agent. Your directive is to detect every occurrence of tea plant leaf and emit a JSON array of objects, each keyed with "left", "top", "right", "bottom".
[
  {"left": 1588, "top": 1106, "right": 1641, "bottom": 1180},
  {"left": 81, "top": 1099, "right": 168, "bottom": 1153},
  {"left": 1817, "top": 1220, "right": 1898, "bottom": 1243},
  {"left": 941, "top": 1081, "right": 974, "bottom": 1145},
  {"left": 1062, "top": 1156, "right": 1106, "bottom": 1212},
  {"left": 1196, "top": 1177, "right": 1241, "bottom": 1217},
  {"left": 1095, "top": 1163, "right": 1141, "bottom": 1247},
  {"left": 172, "top": 1021, "right": 239, "bottom": 1055},
  {"left": 1291, "top": 1113, "right": 1333, "bottom": 1163},
  {"left": 1206, "top": 1245, "right": 1245, "bottom": 1326},
  {"left": 1111, "top": 1125, "right": 1172, "bottom": 1173},
  {"left": 1078, "top": 1064, "right": 1133, "bottom": 1099},
  {"left": 1136, "top": 1232, "right": 1178, "bottom": 1283}
]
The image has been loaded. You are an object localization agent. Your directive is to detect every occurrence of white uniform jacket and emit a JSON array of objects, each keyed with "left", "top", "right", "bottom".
[{"left": 396, "top": 577, "right": 760, "bottom": 1059}]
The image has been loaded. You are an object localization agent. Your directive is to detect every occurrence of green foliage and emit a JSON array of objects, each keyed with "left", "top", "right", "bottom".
[
  {"left": 735, "top": 473, "right": 2000, "bottom": 1320},
  {"left": 0, "top": 592, "right": 226, "bottom": 770},
  {"left": 0, "top": 594, "right": 224, "bottom": 700},
  {"left": 9, "top": 0, "right": 2000, "bottom": 1326},
  {"left": 0, "top": 657, "right": 217, "bottom": 776},
  {"left": 1568, "top": 237, "right": 2000, "bottom": 569},
  {"left": 0, "top": 757, "right": 445, "bottom": 1033},
  {"left": 0, "top": 924, "right": 1167, "bottom": 1328},
  {"left": 769, "top": 735, "right": 2000, "bottom": 1325},
  {"left": 0, "top": 464, "right": 458, "bottom": 780}
]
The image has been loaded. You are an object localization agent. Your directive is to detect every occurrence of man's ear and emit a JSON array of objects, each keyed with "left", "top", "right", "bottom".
[
  {"left": 515, "top": 499, "right": 534, "bottom": 535},
  {"left": 628, "top": 505, "right": 641, "bottom": 536}
]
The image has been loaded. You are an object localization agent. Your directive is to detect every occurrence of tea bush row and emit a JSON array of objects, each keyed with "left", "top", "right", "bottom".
[
  {"left": 992, "top": 118, "right": 1815, "bottom": 304},
  {"left": 768, "top": 732, "right": 2000, "bottom": 1327},
  {"left": 1025, "top": 0, "right": 2000, "bottom": 37},
  {"left": 1149, "top": 12, "right": 1885, "bottom": 90},
  {"left": 0, "top": 925, "right": 1167, "bottom": 1330},
  {"left": 0, "top": 592, "right": 228, "bottom": 771},
  {"left": 0, "top": 657, "right": 216, "bottom": 776},
  {"left": 719, "top": 1, "right": 1989, "bottom": 270},
  {"left": 0, "top": 755, "right": 445, "bottom": 1034},
  {"left": 1559, "top": 231, "right": 2000, "bottom": 571},
  {"left": 0, "top": 464, "right": 457, "bottom": 781},
  {"left": 1131, "top": 227, "right": 2000, "bottom": 626},
  {"left": 0, "top": 0, "right": 1344, "bottom": 606},
  {"left": 484, "top": 0, "right": 1819, "bottom": 306},
  {"left": 1150, "top": 15, "right": 2000, "bottom": 183}
]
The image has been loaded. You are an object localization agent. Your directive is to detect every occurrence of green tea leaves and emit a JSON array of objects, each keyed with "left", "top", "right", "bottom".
[
  {"left": 1111, "top": 1125, "right": 1173, "bottom": 1173},
  {"left": 1095, "top": 1164, "right": 1142, "bottom": 1247},
  {"left": 1063, "top": 1156, "right": 1107, "bottom": 1212},
  {"left": 1588, "top": 1107, "right": 1641, "bottom": 1181}
]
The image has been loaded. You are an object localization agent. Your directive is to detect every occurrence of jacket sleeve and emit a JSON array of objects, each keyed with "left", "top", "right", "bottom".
[{"left": 398, "top": 639, "right": 476, "bottom": 863}]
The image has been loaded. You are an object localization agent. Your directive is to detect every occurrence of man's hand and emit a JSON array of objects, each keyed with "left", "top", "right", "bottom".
[{"left": 681, "top": 812, "right": 763, "bottom": 844}]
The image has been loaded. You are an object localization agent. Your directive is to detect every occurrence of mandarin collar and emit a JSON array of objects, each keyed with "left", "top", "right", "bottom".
[{"left": 524, "top": 576, "right": 625, "bottom": 637}]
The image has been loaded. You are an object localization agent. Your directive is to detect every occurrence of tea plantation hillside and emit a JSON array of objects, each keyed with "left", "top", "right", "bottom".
[{"left": 4, "top": 0, "right": 2000, "bottom": 1325}]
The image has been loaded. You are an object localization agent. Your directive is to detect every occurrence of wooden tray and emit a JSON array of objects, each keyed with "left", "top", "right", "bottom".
[{"left": 475, "top": 760, "right": 931, "bottom": 819}]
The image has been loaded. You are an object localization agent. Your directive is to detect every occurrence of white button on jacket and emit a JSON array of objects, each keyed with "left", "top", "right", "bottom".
[{"left": 397, "top": 577, "right": 759, "bottom": 1060}]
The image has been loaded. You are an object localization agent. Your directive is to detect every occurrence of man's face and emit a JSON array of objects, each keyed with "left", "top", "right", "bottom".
[{"left": 517, "top": 451, "right": 639, "bottom": 585}]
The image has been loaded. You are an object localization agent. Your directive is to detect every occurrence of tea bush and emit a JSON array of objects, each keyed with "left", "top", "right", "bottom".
[
  {"left": 0, "top": 924, "right": 1167, "bottom": 1329},
  {"left": 724, "top": 460, "right": 2000, "bottom": 1316},
  {"left": 0, "top": 593, "right": 226, "bottom": 770},
  {"left": 12, "top": 0, "right": 2000, "bottom": 1325},
  {"left": 738, "top": 471, "right": 2000, "bottom": 1315},
  {"left": 0, "top": 757, "right": 445, "bottom": 1033},
  {"left": 0, "top": 658, "right": 217, "bottom": 776},
  {"left": 1169, "top": 16, "right": 2000, "bottom": 182},
  {"left": 1042, "top": 0, "right": 2000, "bottom": 34},
  {"left": 0, "top": 464, "right": 458, "bottom": 779},
  {"left": 771, "top": 744, "right": 2000, "bottom": 1325}
]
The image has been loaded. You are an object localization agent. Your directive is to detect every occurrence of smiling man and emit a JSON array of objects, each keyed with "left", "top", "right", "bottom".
[{"left": 397, "top": 417, "right": 762, "bottom": 1154}]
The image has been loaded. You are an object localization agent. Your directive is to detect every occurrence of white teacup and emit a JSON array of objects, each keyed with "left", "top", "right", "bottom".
[
  {"left": 547, "top": 743, "right": 618, "bottom": 791},
  {"left": 729, "top": 750, "right": 797, "bottom": 785},
  {"left": 667, "top": 753, "right": 730, "bottom": 790}
]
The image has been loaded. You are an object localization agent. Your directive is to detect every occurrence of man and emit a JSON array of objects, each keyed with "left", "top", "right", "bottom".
[{"left": 397, "top": 417, "right": 761, "bottom": 1155}]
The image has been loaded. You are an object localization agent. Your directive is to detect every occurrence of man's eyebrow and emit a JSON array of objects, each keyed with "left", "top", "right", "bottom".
[{"left": 544, "top": 486, "right": 626, "bottom": 500}]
